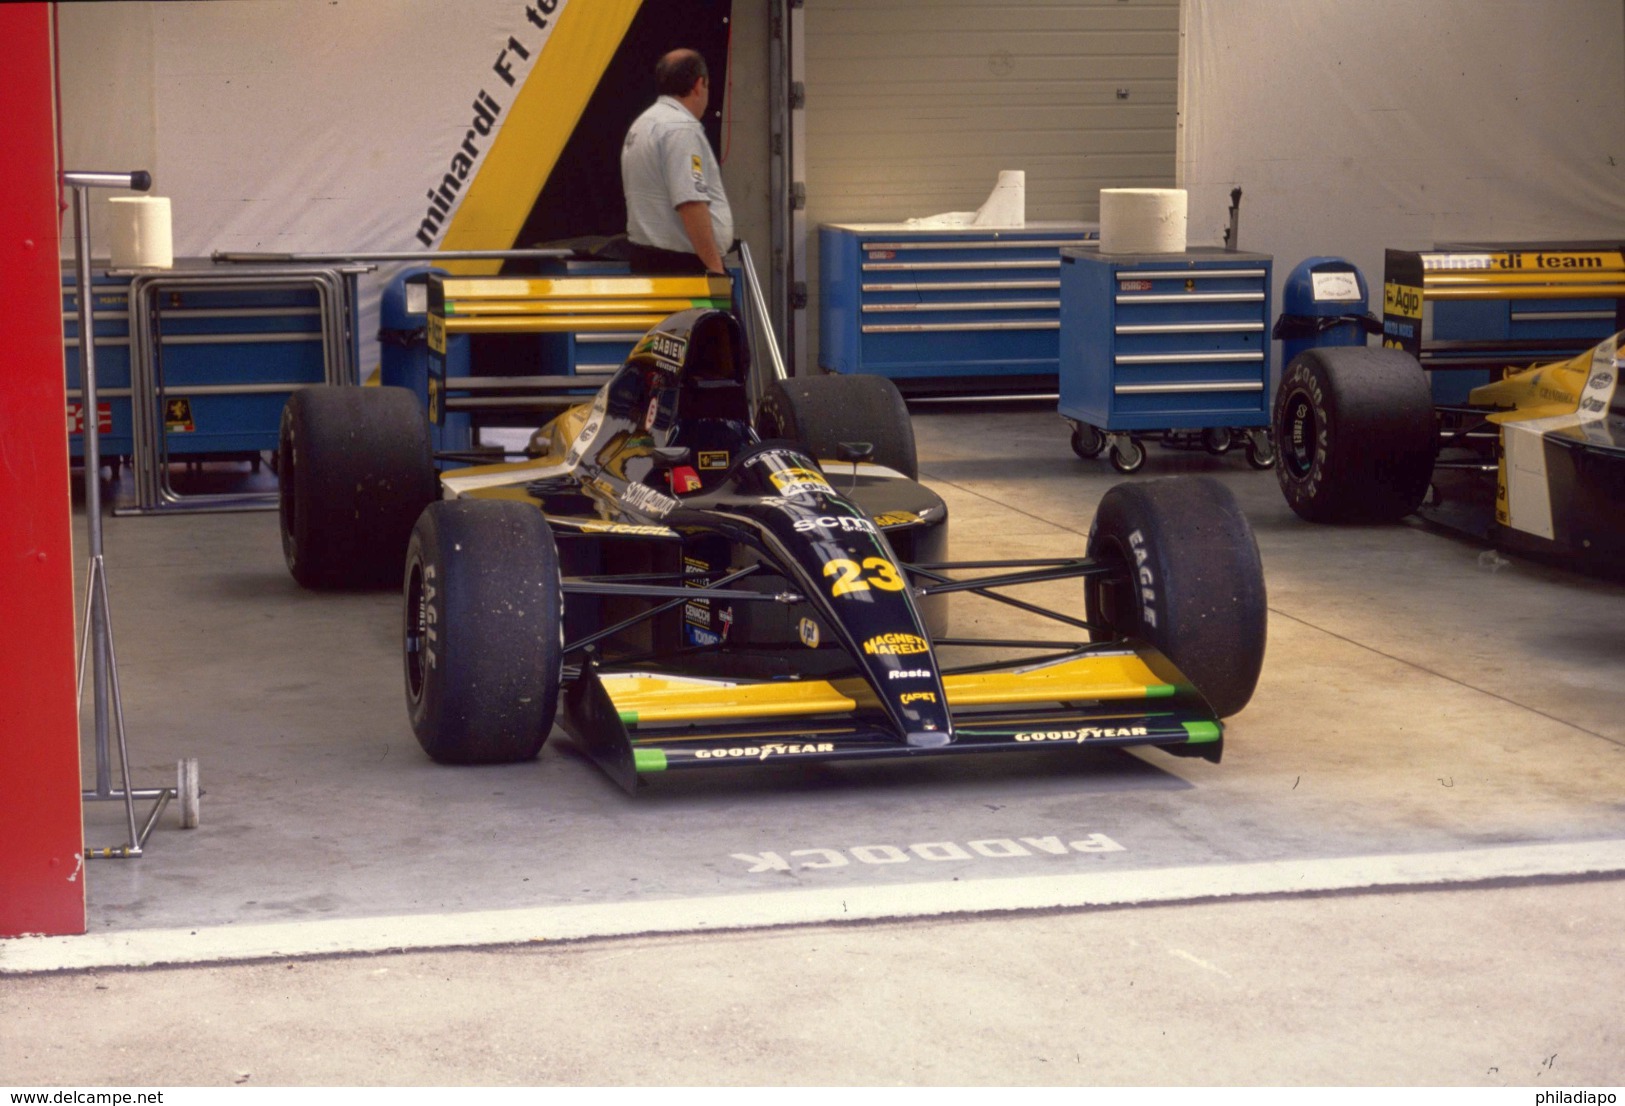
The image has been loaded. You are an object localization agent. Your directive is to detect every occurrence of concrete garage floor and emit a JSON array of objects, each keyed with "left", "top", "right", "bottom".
[{"left": 4, "top": 399, "right": 1624, "bottom": 1086}]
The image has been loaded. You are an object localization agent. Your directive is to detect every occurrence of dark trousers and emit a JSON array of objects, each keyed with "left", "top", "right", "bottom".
[{"left": 628, "top": 241, "right": 709, "bottom": 275}]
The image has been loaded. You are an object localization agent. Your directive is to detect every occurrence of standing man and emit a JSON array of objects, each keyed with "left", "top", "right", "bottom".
[{"left": 621, "top": 48, "right": 734, "bottom": 275}]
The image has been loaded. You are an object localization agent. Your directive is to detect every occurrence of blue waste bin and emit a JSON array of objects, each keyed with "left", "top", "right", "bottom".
[
  {"left": 379, "top": 266, "right": 471, "bottom": 456},
  {"left": 1272, "top": 256, "right": 1380, "bottom": 367}
]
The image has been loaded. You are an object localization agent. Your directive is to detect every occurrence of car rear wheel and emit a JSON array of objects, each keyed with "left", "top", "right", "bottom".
[
  {"left": 278, "top": 385, "right": 437, "bottom": 589},
  {"left": 1085, "top": 476, "right": 1267, "bottom": 718},
  {"left": 1271, "top": 346, "right": 1435, "bottom": 522},
  {"left": 403, "top": 500, "right": 563, "bottom": 765},
  {"left": 756, "top": 373, "right": 918, "bottom": 480}
]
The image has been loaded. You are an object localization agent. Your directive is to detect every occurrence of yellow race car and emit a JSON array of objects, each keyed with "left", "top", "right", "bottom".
[{"left": 1271, "top": 246, "right": 1624, "bottom": 572}]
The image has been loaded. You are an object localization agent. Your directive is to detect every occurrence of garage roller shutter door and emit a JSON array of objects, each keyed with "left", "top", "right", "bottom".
[{"left": 803, "top": 0, "right": 1181, "bottom": 368}]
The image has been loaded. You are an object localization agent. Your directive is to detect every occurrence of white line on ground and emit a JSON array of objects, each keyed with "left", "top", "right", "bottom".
[
  {"left": 3, "top": 838, "right": 1622, "bottom": 974},
  {"left": 1169, "top": 948, "right": 1234, "bottom": 977}
]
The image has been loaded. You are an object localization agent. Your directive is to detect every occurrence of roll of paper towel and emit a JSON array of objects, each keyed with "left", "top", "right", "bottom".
[
  {"left": 1099, "top": 188, "right": 1187, "bottom": 253},
  {"left": 108, "top": 196, "right": 174, "bottom": 269}
]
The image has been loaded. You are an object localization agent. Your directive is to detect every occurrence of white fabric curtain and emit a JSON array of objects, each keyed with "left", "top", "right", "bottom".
[
  {"left": 1179, "top": 0, "right": 1625, "bottom": 320},
  {"left": 57, "top": 0, "right": 562, "bottom": 377}
]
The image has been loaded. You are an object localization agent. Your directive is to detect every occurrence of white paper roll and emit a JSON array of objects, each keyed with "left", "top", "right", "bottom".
[
  {"left": 972, "top": 169, "right": 1026, "bottom": 227},
  {"left": 108, "top": 196, "right": 174, "bottom": 269},
  {"left": 1098, "top": 187, "right": 1187, "bottom": 253},
  {"left": 905, "top": 169, "right": 1027, "bottom": 229}
]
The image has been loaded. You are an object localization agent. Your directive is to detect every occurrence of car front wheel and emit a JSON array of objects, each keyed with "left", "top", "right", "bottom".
[
  {"left": 1086, "top": 476, "right": 1267, "bottom": 718},
  {"left": 404, "top": 500, "right": 563, "bottom": 765}
]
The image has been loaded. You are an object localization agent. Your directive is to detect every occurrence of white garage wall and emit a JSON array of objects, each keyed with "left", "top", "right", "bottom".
[
  {"left": 802, "top": 0, "right": 1182, "bottom": 369},
  {"left": 804, "top": 0, "right": 1181, "bottom": 223},
  {"left": 1178, "top": 0, "right": 1625, "bottom": 312}
]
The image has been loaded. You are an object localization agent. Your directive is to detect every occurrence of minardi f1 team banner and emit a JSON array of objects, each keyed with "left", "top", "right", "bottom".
[
  {"left": 413, "top": 0, "right": 734, "bottom": 270},
  {"left": 62, "top": 0, "right": 730, "bottom": 367}
]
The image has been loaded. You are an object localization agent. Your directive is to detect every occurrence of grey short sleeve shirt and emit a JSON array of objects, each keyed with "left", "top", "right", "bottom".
[{"left": 621, "top": 95, "right": 734, "bottom": 257}]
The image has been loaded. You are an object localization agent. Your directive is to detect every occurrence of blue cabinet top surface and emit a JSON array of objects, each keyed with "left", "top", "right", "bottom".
[
  {"left": 825, "top": 221, "right": 1098, "bottom": 237},
  {"left": 1062, "top": 245, "right": 1272, "bottom": 266}
]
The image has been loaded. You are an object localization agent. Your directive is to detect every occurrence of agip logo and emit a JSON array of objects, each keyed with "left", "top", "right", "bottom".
[
  {"left": 769, "top": 467, "right": 831, "bottom": 498},
  {"left": 1383, "top": 281, "right": 1422, "bottom": 319}
]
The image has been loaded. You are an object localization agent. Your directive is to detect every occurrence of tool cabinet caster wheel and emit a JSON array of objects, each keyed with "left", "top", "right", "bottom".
[
  {"left": 1109, "top": 438, "right": 1146, "bottom": 474},
  {"left": 1070, "top": 423, "right": 1105, "bottom": 459},
  {"left": 177, "top": 758, "right": 201, "bottom": 829},
  {"left": 1202, "top": 427, "right": 1233, "bottom": 455},
  {"left": 1245, "top": 431, "right": 1277, "bottom": 470}
]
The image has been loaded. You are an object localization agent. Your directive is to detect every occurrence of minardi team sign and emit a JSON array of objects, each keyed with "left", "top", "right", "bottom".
[{"left": 415, "top": 1, "right": 561, "bottom": 248}]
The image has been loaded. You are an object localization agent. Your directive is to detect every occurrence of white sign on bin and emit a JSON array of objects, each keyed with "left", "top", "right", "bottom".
[{"left": 1310, "top": 270, "right": 1363, "bottom": 302}]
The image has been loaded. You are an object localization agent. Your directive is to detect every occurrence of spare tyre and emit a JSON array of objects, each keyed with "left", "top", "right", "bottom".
[{"left": 1271, "top": 346, "right": 1435, "bottom": 523}]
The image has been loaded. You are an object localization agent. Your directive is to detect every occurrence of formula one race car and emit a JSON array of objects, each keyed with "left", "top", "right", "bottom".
[
  {"left": 1272, "top": 246, "right": 1624, "bottom": 572},
  {"left": 277, "top": 292, "right": 1267, "bottom": 791}
]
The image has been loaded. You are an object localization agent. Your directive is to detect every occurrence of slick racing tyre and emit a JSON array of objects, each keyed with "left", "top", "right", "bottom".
[
  {"left": 1086, "top": 476, "right": 1267, "bottom": 718},
  {"left": 404, "top": 500, "right": 563, "bottom": 765},
  {"left": 756, "top": 373, "right": 919, "bottom": 480},
  {"left": 278, "top": 386, "right": 437, "bottom": 589},
  {"left": 1271, "top": 347, "right": 1435, "bottom": 523}
]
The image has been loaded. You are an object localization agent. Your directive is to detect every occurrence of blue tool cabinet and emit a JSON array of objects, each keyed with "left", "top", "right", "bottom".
[
  {"left": 1427, "top": 241, "right": 1625, "bottom": 404},
  {"left": 1057, "top": 246, "right": 1276, "bottom": 471},
  {"left": 64, "top": 259, "right": 361, "bottom": 513},
  {"left": 64, "top": 264, "right": 341, "bottom": 461},
  {"left": 139, "top": 281, "right": 332, "bottom": 457},
  {"left": 63, "top": 270, "right": 135, "bottom": 463},
  {"left": 819, "top": 222, "right": 1099, "bottom": 392},
  {"left": 1430, "top": 295, "right": 1619, "bottom": 403}
]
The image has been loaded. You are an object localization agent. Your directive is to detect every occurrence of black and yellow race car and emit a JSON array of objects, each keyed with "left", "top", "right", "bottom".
[
  {"left": 1272, "top": 246, "right": 1624, "bottom": 572},
  {"left": 275, "top": 284, "right": 1267, "bottom": 791}
]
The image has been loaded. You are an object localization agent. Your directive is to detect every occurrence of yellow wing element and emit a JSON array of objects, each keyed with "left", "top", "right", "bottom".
[
  {"left": 1474, "top": 332, "right": 1622, "bottom": 536},
  {"left": 434, "top": 275, "right": 734, "bottom": 335},
  {"left": 1471, "top": 339, "right": 1612, "bottom": 424},
  {"left": 602, "top": 652, "right": 1176, "bottom": 728}
]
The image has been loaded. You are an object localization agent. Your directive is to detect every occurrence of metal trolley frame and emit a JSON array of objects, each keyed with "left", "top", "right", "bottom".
[
  {"left": 118, "top": 264, "right": 365, "bottom": 515},
  {"left": 64, "top": 169, "right": 200, "bottom": 858}
]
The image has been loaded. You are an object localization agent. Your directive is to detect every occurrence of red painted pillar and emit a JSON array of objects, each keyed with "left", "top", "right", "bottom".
[{"left": 0, "top": 3, "right": 88, "bottom": 937}]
